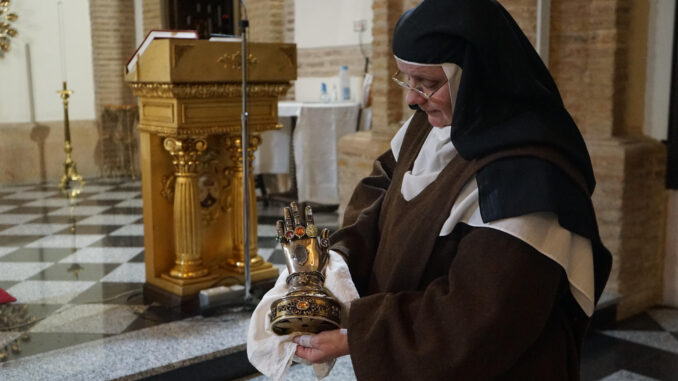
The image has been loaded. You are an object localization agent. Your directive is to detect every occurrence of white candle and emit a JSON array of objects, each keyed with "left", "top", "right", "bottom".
[
  {"left": 25, "top": 43, "right": 36, "bottom": 123},
  {"left": 57, "top": 1, "right": 67, "bottom": 83}
]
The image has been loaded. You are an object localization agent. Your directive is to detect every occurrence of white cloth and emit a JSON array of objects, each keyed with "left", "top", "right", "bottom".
[
  {"left": 254, "top": 116, "right": 293, "bottom": 174},
  {"left": 294, "top": 103, "right": 360, "bottom": 204},
  {"left": 391, "top": 116, "right": 596, "bottom": 316},
  {"left": 253, "top": 101, "right": 305, "bottom": 174},
  {"left": 247, "top": 252, "right": 359, "bottom": 381}
]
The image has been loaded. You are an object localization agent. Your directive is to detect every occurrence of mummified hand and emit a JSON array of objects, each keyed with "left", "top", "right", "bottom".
[{"left": 276, "top": 202, "right": 331, "bottom": 275}]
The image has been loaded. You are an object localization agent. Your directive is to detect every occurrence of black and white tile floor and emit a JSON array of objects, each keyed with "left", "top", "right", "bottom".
[
  {"left": 0, "top": 178, "right": 675, "bottom": 380},
  {"left": 582, "top": 307, "right": 678, "bottom": 380}
]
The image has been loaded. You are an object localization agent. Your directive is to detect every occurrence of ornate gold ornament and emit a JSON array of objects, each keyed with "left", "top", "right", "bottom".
[
  {"left": 159, "top": 142, "right": 233, "bottom": 227},
  {"left": 0, "top": 0, "right": 18, "bottom": 56},
  {"left": 0, "top": 304, "right": 34, "bottom": 362},
  {"left": 196, "top": 144, "right": 232, "bottom": 226},
  {"left": 160, "top": 173, "right": 176, "bottom": 200},
  {"left": 128, "top": 82, "right": 290, "bottom": 99},
  {"left": 217, "top": 51, "right": 258, "bottom": 70},
  {"left": 270, "top": 203, "right": 342, "bottom": 335}
]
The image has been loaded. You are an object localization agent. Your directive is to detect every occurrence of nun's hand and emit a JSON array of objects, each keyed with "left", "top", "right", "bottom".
[{"left": 294, "top": 329, "right": 349, "bottom": 363}]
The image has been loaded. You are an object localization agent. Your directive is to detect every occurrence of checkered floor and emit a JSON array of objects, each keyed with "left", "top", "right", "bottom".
[
  {"left": 0, "top": 178, "right": 338, "bottom": 364},
  {"left": 582, "top": 307, "right": 678, "bottom": 380},
  {"left": 1, "top": 178, "right": 678, "bottom": 380}
]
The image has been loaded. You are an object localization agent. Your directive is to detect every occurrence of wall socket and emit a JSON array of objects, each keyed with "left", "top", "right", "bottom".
[{"left": 353, "top": 19, "right": 366, "bottom": 32}]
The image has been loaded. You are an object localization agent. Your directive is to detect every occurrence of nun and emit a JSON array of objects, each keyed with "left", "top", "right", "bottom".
[{"left": 293, "top": 0, "right": 612, "bottom": 379}]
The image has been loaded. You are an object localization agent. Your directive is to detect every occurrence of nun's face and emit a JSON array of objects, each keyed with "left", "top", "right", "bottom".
[{"left": 397, "top": 60, "right": 453, "bottom": 127}]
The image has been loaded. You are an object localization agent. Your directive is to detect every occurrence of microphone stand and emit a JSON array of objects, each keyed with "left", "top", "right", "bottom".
[
  {"left": 199, "top": 2, "right": 259, "bottom": 315},
  {"left": 240, "top": 8, "right": 254, "bottom": 305}
]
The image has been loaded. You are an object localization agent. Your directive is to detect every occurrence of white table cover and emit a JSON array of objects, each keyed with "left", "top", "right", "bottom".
[
  {"left": 253, "top": 102, "right": 303, "bottom": 175},
  {"left": 293, "top": 103, "right": 360, "bottom": 204},
  {"left": 254, "top": 102, "right": 360, "bottom": 204}
]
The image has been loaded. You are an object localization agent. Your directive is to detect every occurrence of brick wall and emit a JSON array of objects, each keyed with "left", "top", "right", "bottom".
[
  {"left": 283, "top": 0, "right": 295, "bottom": 44},
  {"left": 501, "top": 0, "right": 537, "bottom": 45},
  {"left": 549, "top": 0, "right": 629, "bottom": 137},
  {"left": 589, "top": 138, "right": 666, "bottom": 317},
  {"left": 371, "top": 0, "right": 404, "bottom": 137},
  {"left": 246, "top": 0, "right": 285, "bottom": 43},
  {"left": 89, "top": 0, "right": 137, "bottom": 116},
  {"left": 142, "top": 0, "right": 165, "bottom": 34},
  {"left": 88, "top": 0, "right": 140, "bottom": 177},
  {"left": 297, "top": 45, "right": 371, "bottom": 78}
]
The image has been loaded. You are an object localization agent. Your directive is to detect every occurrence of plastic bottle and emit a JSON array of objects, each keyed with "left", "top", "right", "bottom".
[
  {"left": 331, "top": 84, "right": 338, "bottom": 102},
  {"left": 339, "top": 65, "right": 350, "bottom": 101},
  {"left": 319, "top": 82, "right": 331, "bottom": 103}
]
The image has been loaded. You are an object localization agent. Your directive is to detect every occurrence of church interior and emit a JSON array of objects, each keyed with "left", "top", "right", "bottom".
[{"left": 0, "top": 0, "right": 678, "bottom": 380}]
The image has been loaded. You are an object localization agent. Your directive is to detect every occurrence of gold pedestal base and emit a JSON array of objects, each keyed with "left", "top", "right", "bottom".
[
  {"left": 221, "top": 260, "right": 279, "bottom": 283},
  {"left": 168, "top": 259, "right": 210, "bottom": 279},
  {"left": 224, "top": 255, "right": 266, "bottom": 272},
  {"left": 160, "top": 272, "right": 219, "bottom": 287},
  {"left": 270, "top": 292, "right": 342, "bottom": 335},
  {"left": 154, "top": 259, "right": 279, "bottom": 297}
]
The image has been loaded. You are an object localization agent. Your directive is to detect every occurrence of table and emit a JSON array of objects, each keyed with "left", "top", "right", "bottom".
[{"left": 254, "top": 101, "right": 360, "bottom": 205}]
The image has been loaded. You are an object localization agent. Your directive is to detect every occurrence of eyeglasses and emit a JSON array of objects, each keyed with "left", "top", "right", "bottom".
[{"left": 391, "top": 70, "right": 448, "bottom": 100}]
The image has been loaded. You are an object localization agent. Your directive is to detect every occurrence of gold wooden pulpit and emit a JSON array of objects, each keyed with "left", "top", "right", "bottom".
[{"left": 125, "top": 39, "right": 296, "bottom": 308}]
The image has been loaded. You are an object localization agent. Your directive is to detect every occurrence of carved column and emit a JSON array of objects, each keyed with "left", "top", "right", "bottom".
[
  {"left": 224, "top": 134, "right": 266, "bottom": 272},
  {"left": 163, "top": 137, "right": 210, "bottom": 279}
]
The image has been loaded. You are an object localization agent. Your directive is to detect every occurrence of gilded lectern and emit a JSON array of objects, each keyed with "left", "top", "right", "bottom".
[{"left": 124, "top": 39, "right": 296, "bottom": 308}]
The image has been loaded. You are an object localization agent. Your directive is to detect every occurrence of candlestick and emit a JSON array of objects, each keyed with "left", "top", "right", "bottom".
[{"left": 57, "top": 81, "right": 84, "bottom": 199}]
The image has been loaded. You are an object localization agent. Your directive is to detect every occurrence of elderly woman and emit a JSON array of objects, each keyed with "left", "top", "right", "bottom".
[{"left": 292, "top": 0, "right": 611, "bottom": 379}]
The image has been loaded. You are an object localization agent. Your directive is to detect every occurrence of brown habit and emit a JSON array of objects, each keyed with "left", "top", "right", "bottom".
[{"left": 330, "top": 111, "right": 591, "bottom": 380}]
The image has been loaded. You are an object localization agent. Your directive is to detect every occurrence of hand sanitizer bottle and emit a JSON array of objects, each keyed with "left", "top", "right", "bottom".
[
  {"left": 339, "top": 65, "right": 350, "bottom": 101},
  {"left": 319, "top": 82, "right": 331, "bottom": 103}
]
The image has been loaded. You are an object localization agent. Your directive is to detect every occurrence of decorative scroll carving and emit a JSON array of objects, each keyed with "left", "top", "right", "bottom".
[
  {"left": 197, "top": 145, "right": 232, "bottom": 226},
  {"left": 160, "top": 173, "right": 175, "bottom": 200},
  {"left": 139, "top": 122, "right": 282, "bottom": 137},
  {"left": 217, "top": 51, "right": 259, "bottom": 70},
  {"left": 128, "top": 82, "right": 290, "bottom": 99}
]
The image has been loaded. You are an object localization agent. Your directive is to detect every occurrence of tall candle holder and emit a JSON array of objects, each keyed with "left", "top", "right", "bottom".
[{"left": 57, "top": 81, "right": 85, "bottom": 199}]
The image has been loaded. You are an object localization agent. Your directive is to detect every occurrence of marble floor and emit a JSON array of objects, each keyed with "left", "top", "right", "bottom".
[{"left": 0, "top": 178, "right": 676, "bottom": 380}]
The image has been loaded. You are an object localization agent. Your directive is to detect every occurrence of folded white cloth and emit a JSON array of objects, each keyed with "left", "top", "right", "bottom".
[{"left": 247, "top": 251, "right": 359, "bottom": 380}]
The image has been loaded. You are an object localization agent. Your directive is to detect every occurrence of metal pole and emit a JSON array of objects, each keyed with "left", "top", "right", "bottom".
[{"left": 240, "top": 11, "right": 252, "bottom": 301}]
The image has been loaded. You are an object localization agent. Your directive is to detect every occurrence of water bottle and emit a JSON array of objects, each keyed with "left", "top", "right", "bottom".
[{"left": 339, "top": 65, "right": 350, "bottom": 101}]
